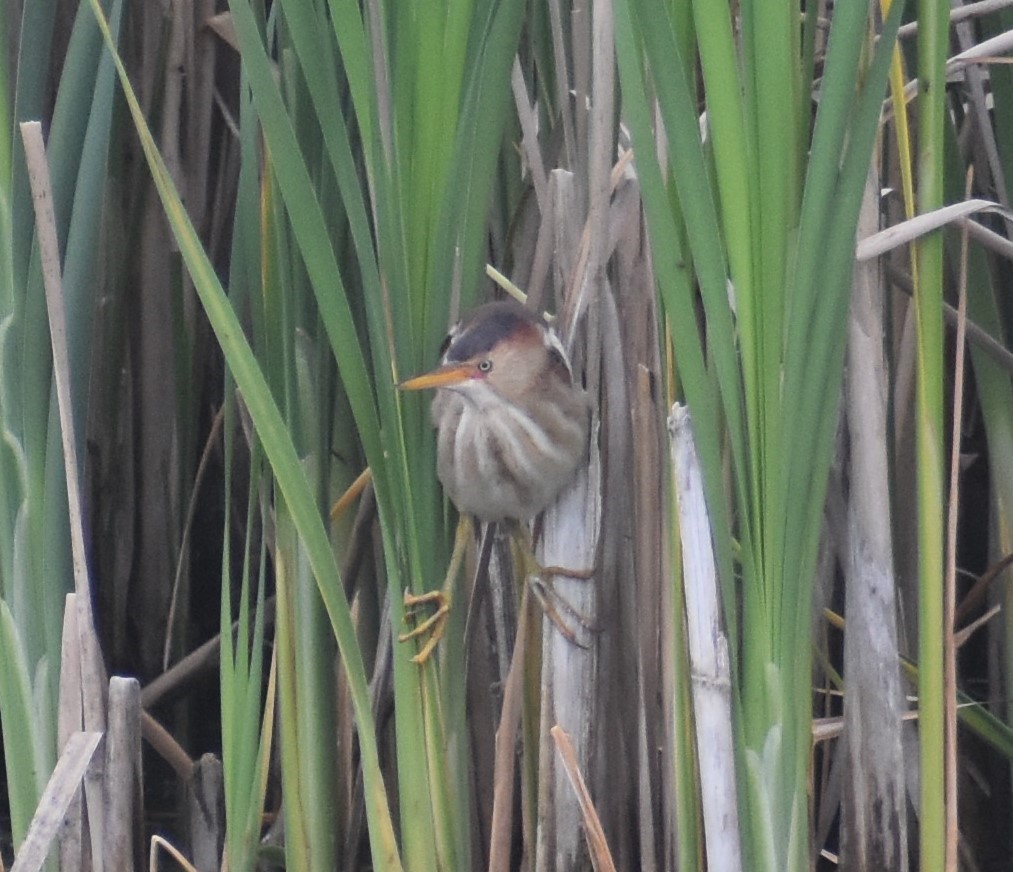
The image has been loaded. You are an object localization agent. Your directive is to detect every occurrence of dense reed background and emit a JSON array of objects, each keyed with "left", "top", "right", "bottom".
[{"left": 3, "top": 0, "right": 1013, "bottom": 869}]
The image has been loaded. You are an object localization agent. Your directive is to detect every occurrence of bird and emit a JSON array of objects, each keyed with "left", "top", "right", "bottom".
[{"left": 397, "top": 298, "right": 591, "bottom": 662}]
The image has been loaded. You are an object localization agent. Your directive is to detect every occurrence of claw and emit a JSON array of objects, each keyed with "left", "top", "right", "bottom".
[
  {"left": 399, "top": 590, "right": 451, "bottom": 664},
  {"left": 513, "top": 527, "right": 598, "bottom": 646},
  {"left": 529, "top": 576, "right": 590, "bottom": 648},
  {"left": 528, "top": 568, "right": 599, "bottom": 647},
  {"left": 539, "top": 563, "right": 595, "bottom": 581},
  {"left": 398, "top": 515, "right": 473, "bottom": 665}
]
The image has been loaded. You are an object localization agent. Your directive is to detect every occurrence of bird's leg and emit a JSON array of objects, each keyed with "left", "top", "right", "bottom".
[
  {"left": 399, "top": 514, "right": 472, "bottom": 664},
  {"left": 508, "top": 523, "right": 597, "bottom": 646}
]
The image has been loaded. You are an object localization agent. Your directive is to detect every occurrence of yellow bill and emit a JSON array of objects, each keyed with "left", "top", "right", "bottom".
[{"left": 398, "top": 363, "right": 474, "bottom": 391}]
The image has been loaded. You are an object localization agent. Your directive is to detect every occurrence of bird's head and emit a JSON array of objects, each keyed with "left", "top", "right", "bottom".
[{"left": 398, "top": 300, "right": 575, "bottom": 406}]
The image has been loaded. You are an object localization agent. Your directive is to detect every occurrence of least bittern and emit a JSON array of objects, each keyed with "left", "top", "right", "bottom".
[{"left": 398, "top": 299, "right": 592, "bottom": 662}]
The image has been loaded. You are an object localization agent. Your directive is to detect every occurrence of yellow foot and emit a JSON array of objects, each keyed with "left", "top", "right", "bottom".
[
  {"left": 527, "top": 565, "right": 598, "bottom": 648},
  {"left": 399, "top": 589, "right": 451, "bottom": 664}
]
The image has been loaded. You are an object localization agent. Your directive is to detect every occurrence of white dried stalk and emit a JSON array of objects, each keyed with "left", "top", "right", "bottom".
[
  {"left": 537, "top": 422, "right": 602, "bottom": 870},
  {"left": 841, "top": 169, "right": 909, "bottom": 871},
  {"left": 668, "top": 405, "right": 742, "bottom": 872}
]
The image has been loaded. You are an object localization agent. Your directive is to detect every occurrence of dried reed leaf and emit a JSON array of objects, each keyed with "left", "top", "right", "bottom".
[
  {"left": 549, "top": 725, "right": 617, "bottom": 872},
  {"left": 856, "top": 198, "right": 1007, "bottom": 261},
  {"left": 488, "top": 585, "right": 533, "bottom": 872},
  {"left": 149, "top": 835, "right": 199, "bottom": 872},
  {"left": 19, "top": 123, "right": 107, "bottom": 709},
  {"left": 9, "top": 732, "right": 102, "bottom": 872}
]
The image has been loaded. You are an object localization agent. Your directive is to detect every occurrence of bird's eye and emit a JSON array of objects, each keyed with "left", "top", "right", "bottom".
[{"left": 478, "top": 359, "right": 493, "bottom": 373}]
